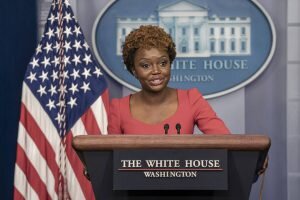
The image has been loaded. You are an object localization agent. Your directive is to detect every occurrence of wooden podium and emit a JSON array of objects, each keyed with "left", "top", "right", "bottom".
[{"left": 72, "top": 134, "right": 270, "bottom": 200}]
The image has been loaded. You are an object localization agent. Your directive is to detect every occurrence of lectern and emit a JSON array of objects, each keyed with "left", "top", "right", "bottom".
[{"left": 72, "top": 135, "right": 270, "bottom": 200}]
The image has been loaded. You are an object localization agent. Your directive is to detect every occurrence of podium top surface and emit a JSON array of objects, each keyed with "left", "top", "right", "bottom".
[{"left": 72, "top": 134, "right": 271, "bottom": 151}]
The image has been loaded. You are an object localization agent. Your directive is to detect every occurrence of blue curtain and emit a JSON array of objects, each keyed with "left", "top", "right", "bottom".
[{"left": 0, "top": 0, "right": 37, "bottom": 198}]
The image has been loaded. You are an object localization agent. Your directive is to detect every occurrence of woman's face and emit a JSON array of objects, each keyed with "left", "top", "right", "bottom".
[{"left": 133, "top": 48, "right": 171, "bottom": 93}]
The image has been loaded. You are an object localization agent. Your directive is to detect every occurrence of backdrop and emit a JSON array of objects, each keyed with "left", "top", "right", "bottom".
[{"left": 0, "top": 0, "right": 287, "bottom": 199}]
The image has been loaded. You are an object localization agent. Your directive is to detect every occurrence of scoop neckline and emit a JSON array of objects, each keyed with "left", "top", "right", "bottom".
[{"left": 127, "top": 89, "right": 181, "bottom": 126}]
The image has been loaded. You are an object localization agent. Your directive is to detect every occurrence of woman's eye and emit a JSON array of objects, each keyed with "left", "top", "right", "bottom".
[
  {"left": 141, "top": 63, "right": 149, "bottom": 68},
  {"left": 160, "top": 60, "right": 168, "bottom": 67}
]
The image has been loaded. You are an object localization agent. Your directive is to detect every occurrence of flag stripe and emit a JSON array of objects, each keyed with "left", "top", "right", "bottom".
[
  {"left": 21, "top": 83, "right": 61, "bottom": 154},
  {"left": 21, "top": 83, "right": 87, "bottom": 199},
  {"left": 65, "top": 131, "right": 95, "bottom": 200},
  {"left": 90, "top": 90, "right": 109, "bottom": 135},
  {"left": 19, "top": 103, "right": 59, "bottom": 194},
  {"left": 13, "top": 187, "right": 25, "bottom": 200},
  {"left": 81, "top": 107, "right": 101, "bottom": 134},
  {"left": 59, "top": 140, "right": 86, "bottom": 200},
  {"left": 17, "top": 122, "right": 58, "bottom": 199},
  {"left": 64, "top": 145, "right": 87, "bottom": 200},
  {"left": 72, "top": 117, "right": 88, "bottom": 136},
  {"left": 14, "top": 165, "right": 39, "bottom": 200},
  {"left": 16, "top": 144, "right": 52, "bottom": 200}
]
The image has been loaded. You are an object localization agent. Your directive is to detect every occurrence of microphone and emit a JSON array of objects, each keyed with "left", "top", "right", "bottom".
[
  {"left": 164, "top": 123, "right": 169, "bottom": 135},
  {"left": 176, "top": 123, "right": 181, "bottom": 135}
]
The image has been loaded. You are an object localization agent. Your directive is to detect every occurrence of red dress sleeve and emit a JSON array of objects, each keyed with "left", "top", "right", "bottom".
[
  {"left": 108, "top": 98, "right": 122, "bottom": 134},
  {"left": 188, "top": 88, "right": 230, "bottom": 134}
]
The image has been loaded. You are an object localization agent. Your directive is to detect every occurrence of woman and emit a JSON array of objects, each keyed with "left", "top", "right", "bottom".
[{"left": 108, "top": 25, "right": 230, "bottom": 134}]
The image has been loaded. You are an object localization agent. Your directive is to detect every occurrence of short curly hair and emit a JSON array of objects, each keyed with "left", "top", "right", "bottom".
[{"left": 122, "top": 25, "right": 176, "bottom": 74}]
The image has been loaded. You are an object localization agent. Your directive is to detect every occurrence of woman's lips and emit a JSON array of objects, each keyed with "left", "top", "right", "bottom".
[{"left": 149, "top": 78, "right": 164, "bottom": 86}]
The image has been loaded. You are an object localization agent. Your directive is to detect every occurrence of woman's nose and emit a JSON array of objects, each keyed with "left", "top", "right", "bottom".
[{"left": 151, "top": 64, "right": 161, "bottom": 74}]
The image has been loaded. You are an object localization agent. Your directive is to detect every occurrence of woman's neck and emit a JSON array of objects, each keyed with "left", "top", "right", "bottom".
[{"left": 136, "top": 87, "right": 173, "bottom": 105}]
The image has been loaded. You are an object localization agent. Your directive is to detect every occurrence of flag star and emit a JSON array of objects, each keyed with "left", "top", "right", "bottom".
[
  {"left": 55, "top": 27, "right": 61, "bottom": 37},
  {"left": 30, "top": 58, "right": 39, "bottom": 69},
  {"left": 64, "top": 41, "right": 72, "bottom": 52},
  {"left": 70, "top": 69, "right": 80, "bottom": 80},
  {"left": 69, "top": 83, "right": 79, "bottom": 94},
  {"left": 55, "top": 113, "right": 64, "bottom": 125},
  {"left": 63, "top": 55, "right": 71, "bottom": 66},
  {"left": 55, "top": 13, "right": 59, "bottom": 22},
  {"left": 81, "top": 81, "right": 91, "bottom": 93},
  {"left": 51, "top": 70, "right": 59, "bottom": 81},
  {"left": 72, "top": 40, "right": 82, "bottom": 51},
  {"left": 53, "top": 41, "right": 60, "bottom": 52},
  {"left": 51, "top": 1, "right": 56, "bottom": 8},
  {"left": 36, "top": 44, "right": 42, "bottom": 55},
  {"left": 64, "top": 0, "right": 71, "bottom": 7},
  {"left": 45, "top": 28, "right": 55, "bottom": 39},
  {"left": 83, "top": 54, "right": 92, "bottom": 65},
  {"left": 72, "top": 54, "right": 81, "bottom": 66},
  {"left": 43, "top": 42, "right": 53, "bottom": 54},
  {"left": 51, "top": 56, "right": 60, "bottom": 68},
  {"left": 58, "top": 84, "right": 68, "bottom": 94},
  {"left": 83, "top": 41, "right": 89, "bottom": 50},
  {"left": 46, "top": 99, "right": 56, "bottom": 111},
  {"left": 56, "top": 100, "right": 66, "bottom": 108},
  {"left": 39, "top": 71, "right": 49, "bottom": 82},
  {"left": 64, "top": 26, "right": 72, "bottom": 38},
  {"left": 67, "top": 97, "right": 77, "bottom": 109},
  {"left": 63, "top": 12, "right": 72, "bottom": 23},
  {"left": 48, "top": 84, "right": 57, "bottom": 96},
  {"left": 37, "top": 85, "right": 47, "bottom": 97},
  {"left": 93, "top": 67, "right": 103, "bottom": 77},
  {"left": 41, "top": 56, "right": 51, "bottom": 68},
  {"left": 26, "top": 72, "right": 37, "bottom": 83},
  {"left": 73, "top": 26, "right": 82, "bottom": 37},
  {"left": 48, "top": 13, "right": 56, "bottom": 24},
  {"left": 62, "top": 70, "right": 69, "bottom": 79},
  {"left": 82, "top": 68, "right": 91, "bottom": 79}
]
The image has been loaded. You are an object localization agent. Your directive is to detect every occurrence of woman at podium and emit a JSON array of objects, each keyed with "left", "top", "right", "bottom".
[{"left": 108, "top": 25, "right": 230, "bottom": 135}]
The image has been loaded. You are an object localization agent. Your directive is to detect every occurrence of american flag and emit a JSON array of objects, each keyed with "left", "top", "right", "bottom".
[{"left": 13, "top": 0, "right": 108, "bottom": 199}]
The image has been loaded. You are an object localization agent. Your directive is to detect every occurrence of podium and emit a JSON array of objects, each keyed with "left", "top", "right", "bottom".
[{"left": 72, "top": 134, "right": 270, "bottom": 200}]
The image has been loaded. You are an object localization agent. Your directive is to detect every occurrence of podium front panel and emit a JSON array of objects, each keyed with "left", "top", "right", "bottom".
[{"left": 113, "top": 149, "right": 228, "bottom": 190}]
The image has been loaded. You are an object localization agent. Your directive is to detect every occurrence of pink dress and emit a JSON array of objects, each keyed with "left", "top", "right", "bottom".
[{"left": 108, "top": 88, "right": 230, "bottom": 135}]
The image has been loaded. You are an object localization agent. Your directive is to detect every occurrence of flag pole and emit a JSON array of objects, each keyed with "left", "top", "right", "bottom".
[{"left": 57, "top": 0, "right": 69, "bottom": 199}]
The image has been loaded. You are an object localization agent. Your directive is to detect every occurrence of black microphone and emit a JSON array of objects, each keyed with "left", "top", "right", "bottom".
[
  {"left": 175, "top": 123, "right": 181, "bottom": 135},
  {"left": 164, "top": 123, "right": 169, "bottom": 135}
]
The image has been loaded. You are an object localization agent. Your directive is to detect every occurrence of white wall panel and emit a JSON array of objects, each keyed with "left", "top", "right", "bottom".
[
  {"left": 287, "top": 27, "right": 300, "bottom": 61},
  {"left": 288, "top": 0, "right": 300, "bottom": 23}
]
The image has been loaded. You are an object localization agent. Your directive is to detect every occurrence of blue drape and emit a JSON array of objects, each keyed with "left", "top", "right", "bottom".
[{"left": 0, "top": 0, "right": 37, "bottom": 198}]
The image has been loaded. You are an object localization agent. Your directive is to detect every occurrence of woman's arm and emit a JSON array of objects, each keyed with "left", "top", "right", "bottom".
[{"left": 188, "top": 88, "right": 230, "bottom": 134}]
